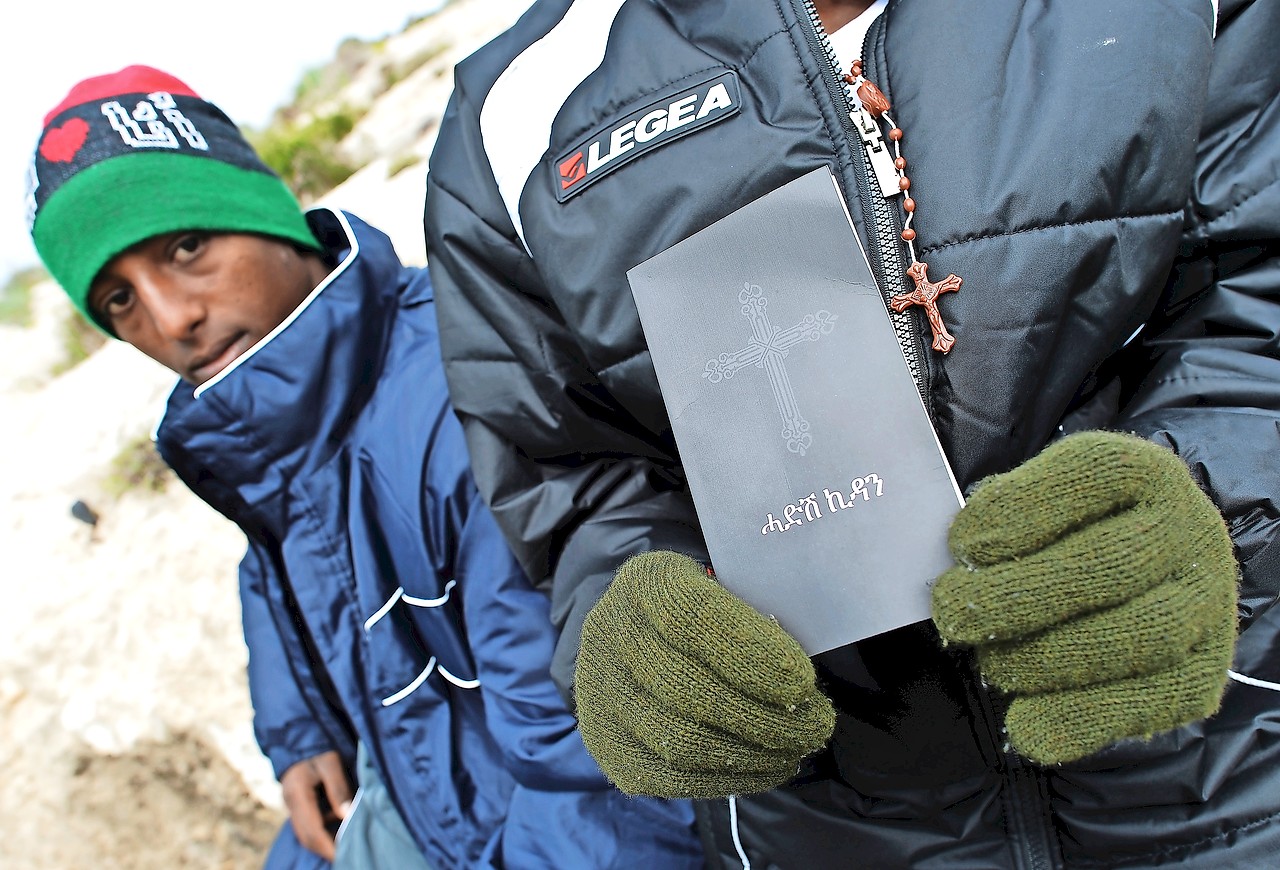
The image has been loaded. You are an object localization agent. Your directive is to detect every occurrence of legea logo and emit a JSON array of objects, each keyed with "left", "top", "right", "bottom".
[{"left": 554, "top": 71, "right": 741, "bottom": 201}]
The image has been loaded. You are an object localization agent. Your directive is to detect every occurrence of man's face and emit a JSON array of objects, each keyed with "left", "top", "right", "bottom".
[{"left": 88, "top": 231, "right": 325, "bottom": 385}]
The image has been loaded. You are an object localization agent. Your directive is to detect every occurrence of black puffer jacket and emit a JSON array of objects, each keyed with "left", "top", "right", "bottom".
[{"left": 424, "top": 0, "right": 1280, "bottom": 866}]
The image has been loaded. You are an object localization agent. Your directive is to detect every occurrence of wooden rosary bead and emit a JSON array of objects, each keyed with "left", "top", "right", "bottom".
[
  {"left": 857, "top": 81, "right": 891, "bottom": 117},
  {"left": 845, "top": 63, "right": 964, "bottom": 353}
]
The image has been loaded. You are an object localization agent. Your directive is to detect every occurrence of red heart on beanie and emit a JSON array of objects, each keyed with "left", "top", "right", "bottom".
[{"left": 40, "top": 118, "right": 90, "bottom": 163}]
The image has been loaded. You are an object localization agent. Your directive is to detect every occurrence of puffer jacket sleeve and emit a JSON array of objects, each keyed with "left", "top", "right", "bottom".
[
  {"left": 240, "top": 540, "right": 345, "bottom": 779},
  {"left": 1116, "top": 0, "right": 1280, "bottom": 628},
  {"left": 426, "top": 77, "right": 709, "bottom": 697}
]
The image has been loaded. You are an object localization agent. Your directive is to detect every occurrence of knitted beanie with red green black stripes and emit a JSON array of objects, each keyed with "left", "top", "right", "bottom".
[{"left": 26, "top": 65, "right": 317, "bottom": 332}]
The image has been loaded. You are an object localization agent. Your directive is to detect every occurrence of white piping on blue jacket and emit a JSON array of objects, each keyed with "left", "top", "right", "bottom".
[
  {"left": 364, "top": 587, "right": 406, "bottom": 632},
  {"left": 383, "top": 657, "right": 439, "bottom": 707},
  {"left": 403, "top": 580, "right": 457, "bottom": 608},
  {"left": 380, "top": 657, "right": 483, "bottom": 707},
  {"left": 193, "top": 209, "right": 361, "bottom": 399},
  {"left": 365, "top": 579, "right": 480, "bottom": 704},
  {"left": 364, "top": 580, "right": 457, "bottom": 632},
  {"left": 150, "top": 209, "right": 360, "bottom": 443},
  {"left": 437, "top": 665, "right": 481, "bottom": 690}
]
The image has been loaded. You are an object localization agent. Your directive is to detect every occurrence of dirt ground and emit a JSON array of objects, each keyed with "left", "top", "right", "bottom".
[
  {"left": 7, "top": 732, "right": 283, "bottom": 870},
  {"left": 0, "top": 292, "right": 284, "bottom": 868}
]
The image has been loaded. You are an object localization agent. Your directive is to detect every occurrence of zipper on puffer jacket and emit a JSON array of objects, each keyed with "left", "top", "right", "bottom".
[
  {"left": 974, "top": 680, "right": 1063, "bottom": 870},
  {"left": 793, "top": 3, "right": 1061, "bottom": 868},
  {"left": 792, "top": 0, "right": 931, "bottom": 410}
]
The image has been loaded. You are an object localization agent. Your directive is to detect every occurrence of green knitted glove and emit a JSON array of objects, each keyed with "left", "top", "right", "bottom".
[
  {"left": 932, "top": 431, "right": 1238, "bottom": 765},
  {"left": 574, "top": 551, "right": 836, "bottom": 798}
]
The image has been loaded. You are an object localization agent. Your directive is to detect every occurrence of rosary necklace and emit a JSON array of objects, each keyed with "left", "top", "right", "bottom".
[{"left": 845, "top": 59, "right": 963, "bottom": 354}]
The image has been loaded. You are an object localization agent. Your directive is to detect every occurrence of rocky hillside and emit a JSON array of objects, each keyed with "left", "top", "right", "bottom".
[{"left": 0, "top": 2, "right": 528, "bottom": 866}]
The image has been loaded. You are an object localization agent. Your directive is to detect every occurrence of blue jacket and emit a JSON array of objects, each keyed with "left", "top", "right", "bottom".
[{"left": 155, "top": 209, "right": 702, "bottom": 869}]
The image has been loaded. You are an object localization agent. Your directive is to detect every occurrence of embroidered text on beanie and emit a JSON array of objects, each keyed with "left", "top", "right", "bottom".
[{"left": 26, "top": 65, "right": 317, "bottom": 332}]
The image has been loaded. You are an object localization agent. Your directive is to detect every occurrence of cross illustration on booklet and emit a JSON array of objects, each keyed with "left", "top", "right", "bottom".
[
  {"left": 628, "top": 166, "right": 963, "bottom": 653},
  {"left": 702, "top": 282, "right": 837, "bottom": 455}
]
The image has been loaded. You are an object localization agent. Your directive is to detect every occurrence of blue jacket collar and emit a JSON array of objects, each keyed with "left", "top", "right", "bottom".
[{"left": 155, "top": 209, "right": 411, "bottom": 537}]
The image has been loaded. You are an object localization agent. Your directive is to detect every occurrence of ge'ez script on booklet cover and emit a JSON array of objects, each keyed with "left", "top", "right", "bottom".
[{"left": 627, "top": 166, "right": 963, "bottom": 655}]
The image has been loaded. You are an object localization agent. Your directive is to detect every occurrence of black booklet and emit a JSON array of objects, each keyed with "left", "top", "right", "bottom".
[{"left": 627, "top": 167, "right": 963, "bottom": 654}]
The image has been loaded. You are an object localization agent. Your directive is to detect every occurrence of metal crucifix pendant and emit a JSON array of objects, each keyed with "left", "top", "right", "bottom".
[{"left": 890, "top": 261, "right": 963, "bottom": 353}]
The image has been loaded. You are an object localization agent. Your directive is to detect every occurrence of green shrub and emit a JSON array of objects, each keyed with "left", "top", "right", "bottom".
[
  {"left": 50, "top": 307, "right": 107, "bottom": 376},
  {"left": 103, "top": 434, "right": 172, "bottom": 498},
  {"left": 382, "top": 40, "right": 453, "bottom": 89},
  {"left": 0, "top": 266, "right": 47, "bottom": 327},
  {"left": 387, "top": 153, "right": 423, "bottom": 178},
  {"left": 249, "top": 108, "right": 363, "bottom": 202},
  {"left": 290, "top": 39, "right": 374, "bottom": 115},
  {"left": 243, "top": 8, "right": 457, "bottom": 202}
]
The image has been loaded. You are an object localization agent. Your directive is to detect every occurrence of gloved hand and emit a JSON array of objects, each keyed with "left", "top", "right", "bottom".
[
  {"left": 932, "top": 431, "right": 1238, "bottom": 765},
  {"left": 574, "top": 550, "right": 835, "bottom": 798}
]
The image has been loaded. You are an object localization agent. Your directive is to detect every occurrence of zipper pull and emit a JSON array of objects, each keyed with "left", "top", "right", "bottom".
[
  {"left": 844, "top": 61, "right": 900, "bottom": 199},
  {"left": 851, "top": 104, "right": 901, "bottom": 198}
]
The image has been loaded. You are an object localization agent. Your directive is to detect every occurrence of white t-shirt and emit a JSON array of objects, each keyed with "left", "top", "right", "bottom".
[{"left": 827, "top": 0, "right": 888, "bottom": 74}]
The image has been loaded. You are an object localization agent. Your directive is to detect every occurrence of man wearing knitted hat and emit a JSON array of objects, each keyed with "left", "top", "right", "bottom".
[{"left": 28, "top": 66, "right": 704, "bottom": 869}]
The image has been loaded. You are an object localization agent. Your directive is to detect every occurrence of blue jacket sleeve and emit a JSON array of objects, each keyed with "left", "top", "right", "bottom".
[
  {"left": 449, "top": 481, "right": 702, "bottom": 867},
  {"left": 240, "top": 540, "right": 345, "bottom": 779},
  {"left": 452, "top": 487, "right": 612, "bottom": 790}
]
